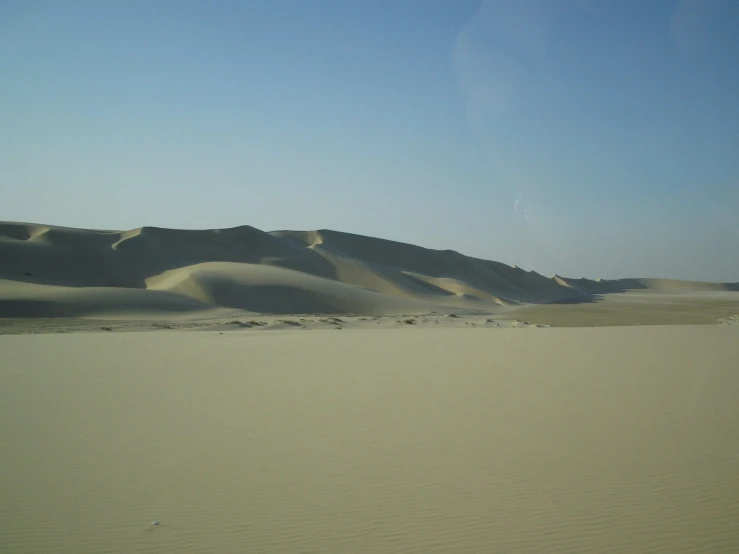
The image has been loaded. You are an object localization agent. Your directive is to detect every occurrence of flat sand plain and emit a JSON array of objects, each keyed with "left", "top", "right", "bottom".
[
  {"left": 2, "top": 325, "right": 739, "bottom": 554},
  {"left": 505, "top": 290, "right": 739, "bottom": 327}
]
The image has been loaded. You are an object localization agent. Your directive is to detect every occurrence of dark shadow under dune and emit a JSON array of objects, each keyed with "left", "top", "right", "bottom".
[{"left": 546, "top": 294, "right": 605, "bottom": 305}]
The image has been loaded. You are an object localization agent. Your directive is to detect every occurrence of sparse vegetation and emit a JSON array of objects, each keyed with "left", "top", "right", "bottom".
[{"left": 403, "top": 318, "right": 415, "bottom": 324}]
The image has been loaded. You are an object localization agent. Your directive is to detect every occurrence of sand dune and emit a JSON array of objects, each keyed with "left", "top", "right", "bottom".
[
  {"left": 608, "top": 278, "right": 739, "bottom": 292},
  {"left": 0, "top": 280, "right": 210, "bottom": 318},
  {"left": 146, "top": 262, "right": 433, "bottom": 315},
  {"left": 2, "top": 325, "right": 739, "bottom": 553},
  {"left": 1, "top": 221, "right": 737, "bottom": 318}
]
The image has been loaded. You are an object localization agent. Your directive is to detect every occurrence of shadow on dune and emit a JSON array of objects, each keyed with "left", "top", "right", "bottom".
[
  {"left": 0, "top": 300, "right": 74, "bottom": 318},
  {"left": 544, "top": 294, "right": 605, "bottom": 305},
  {"left": 0, "top": 290, "right": 210, "bottom": 318}
]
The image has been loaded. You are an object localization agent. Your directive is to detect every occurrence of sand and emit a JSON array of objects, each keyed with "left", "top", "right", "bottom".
[
  {"left": 505, "top": 290, "right": 739, "bottom": 327},
  {"left": 2, "top": 220, "right": 739, "bottom": 552},
  {"left": 2, "top": 325, "right": 739, "bottom": 553}
]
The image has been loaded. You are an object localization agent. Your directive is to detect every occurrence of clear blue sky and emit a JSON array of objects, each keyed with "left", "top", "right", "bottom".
[{"left": 2, "top": 0, "right": 738, "bottom": 280}]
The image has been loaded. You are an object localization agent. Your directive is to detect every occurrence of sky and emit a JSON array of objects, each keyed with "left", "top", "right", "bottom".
[{"left": 1, "top": 0, "right": 738, "bottom": 281}]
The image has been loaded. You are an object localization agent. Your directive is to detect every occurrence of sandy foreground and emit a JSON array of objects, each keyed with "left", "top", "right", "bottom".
[{"left": 2, "top": 325, "right": 739, "bottom": 553}]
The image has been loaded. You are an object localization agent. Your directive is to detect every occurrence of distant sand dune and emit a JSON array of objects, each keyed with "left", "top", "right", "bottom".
[
  {"left": 1, "top": 221, "right": 737, "bottom": 318},
  {"left": 609, "top": 278, "right": 739, "bottom": 291}
]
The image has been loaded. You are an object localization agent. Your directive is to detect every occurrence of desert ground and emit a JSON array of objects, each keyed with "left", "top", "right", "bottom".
[{"left": 2, "top": 221, "right": 739, "bottom": 553}]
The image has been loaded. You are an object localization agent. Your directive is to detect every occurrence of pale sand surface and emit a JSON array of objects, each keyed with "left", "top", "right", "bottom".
[{"left": 2, "top": 325, "right": 739, "bottom": 553}]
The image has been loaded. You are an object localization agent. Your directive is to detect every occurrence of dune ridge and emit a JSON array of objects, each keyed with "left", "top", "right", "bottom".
[{"left": 1, "top": 221, "right": 737, "bottom": 318}]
